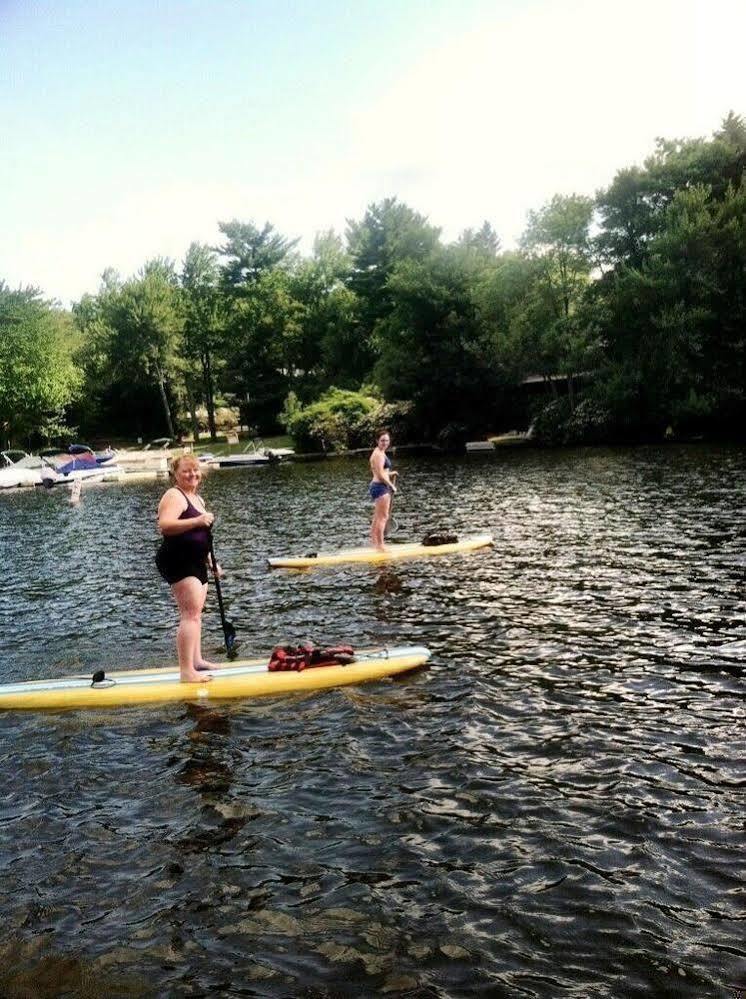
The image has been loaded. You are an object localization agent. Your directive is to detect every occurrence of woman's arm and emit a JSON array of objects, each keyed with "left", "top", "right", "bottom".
[{"left": 157, "top": 490, "right": 214, "bottom": 536}]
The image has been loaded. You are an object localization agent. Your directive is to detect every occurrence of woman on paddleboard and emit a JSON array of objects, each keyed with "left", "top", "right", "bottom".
[
  {"left": 156, "top": 454, "right": 222, "bottom": 683},
  {"left": 369, "top": 429, "right": 398, "bottom": 551}
]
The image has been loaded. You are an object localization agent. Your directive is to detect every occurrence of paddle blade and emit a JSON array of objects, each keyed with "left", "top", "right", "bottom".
[
  {"left": 224, "top": 621, "right": 239, "bottom": 659},
  {"left": 384, "top": 514, "right": 399, "bottom": 538},
  {"left": 214, "top": 620, "right": 240, "bottom": 659}
]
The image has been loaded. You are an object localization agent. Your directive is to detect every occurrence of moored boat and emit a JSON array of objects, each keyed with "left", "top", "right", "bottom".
[
  {"left": 0, "top": 447, "right": 123, "bottom": 489},
  {"left": 39, "top": 448, "right": 113, "bottom": 487},
  {"left": 0, "top": 451, "right": 45, "bottom": 489},
  {"left": 115, "top": 438, "right": 181, "bottom": 473},
  {"left": 215, "top": 439, "right": 271, "bottom": 468},
  {"left": 215, "top": 438, "right": 295, "bottom": 468}
]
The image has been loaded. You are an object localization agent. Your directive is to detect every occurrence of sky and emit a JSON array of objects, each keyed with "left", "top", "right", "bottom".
[{"left": 1, "top": 0, "right": 744, "bottom": 305}]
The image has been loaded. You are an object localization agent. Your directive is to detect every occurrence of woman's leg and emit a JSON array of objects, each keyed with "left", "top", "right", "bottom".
[
  {"left": 370, "top": 499, "right": 379, "bottom": 547},
  {"left": 171, "top": 576, "right": 212, "bottom": 682},
  {"left": 371, "top": 494, "right": 391, "bottom": 550},
  {"left": 194, "top": 582, "right": 219, "bottom": 669}
]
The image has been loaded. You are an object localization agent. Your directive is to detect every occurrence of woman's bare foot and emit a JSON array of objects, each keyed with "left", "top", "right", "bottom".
[
  {"left": 181, "top": 668, "right": 212, "bottom": 683},
  {"left": 195, "top": 660, "right": 219, "bottom": 671}
]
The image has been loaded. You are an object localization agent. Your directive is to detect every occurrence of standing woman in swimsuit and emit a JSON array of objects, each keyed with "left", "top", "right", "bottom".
[
  {"left": 369, "top": 429, "right": 398, "bottom": 551},
  {"left": 156, "top": 454, "right": 222, "bottom": 683}
]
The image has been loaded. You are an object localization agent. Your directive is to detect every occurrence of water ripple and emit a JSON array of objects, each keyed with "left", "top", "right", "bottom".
[{"left": 0, "top": 444, "right": 744, "bottom": 996}]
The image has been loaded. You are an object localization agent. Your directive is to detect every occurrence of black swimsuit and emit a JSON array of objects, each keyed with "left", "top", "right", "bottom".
[{"left": 155, "top": 489, "right": 211, "bottom": 585}]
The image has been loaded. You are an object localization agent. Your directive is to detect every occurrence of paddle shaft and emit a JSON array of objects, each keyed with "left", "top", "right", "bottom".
[
  {"left": 208, "top": 532, "right": 238, "bottom": 658},
  {"left": 385, "top": 485, "right": 399, "bottom": 538}
]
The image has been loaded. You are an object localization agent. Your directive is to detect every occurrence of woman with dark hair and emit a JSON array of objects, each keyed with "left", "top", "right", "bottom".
[
  {"left": 155, "top": 454, "right": 222, "bottom": 682},
  {"left": 368, "top": 429, "right": 398, "bottom": 551}
]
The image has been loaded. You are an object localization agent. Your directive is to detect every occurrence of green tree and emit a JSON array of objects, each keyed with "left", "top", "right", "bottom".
[
  {"left": 456, "top": 220, "right": 501, "bottom": 258},
  {"left": 217, "top": 219, "right": 299, "bottom": 291},
  {"left": 521, "top": 194, "right": 594, "bottom": 319},
  {"left": 71, "top": 271, "right": 126, "bottom": 437},
  {"left": 222, "top": 267, "right": 306, "bottom": 431},
  {"left": 181, "top": 242, "right": 224, "bottom": 440},
  {"left": 0, "top": 284, "right": 82, "bottom": 446},
  {"left": 595, "top": 181, "right": 746, "bottom": 433},
  {"left": 596, "top": 113, "right": 746, "bottom": 271},
  {"left": 595, "top": 166, "right": 652, "bottom": 269},
  {"left": 590, "top": 115, "right": 746, "bottom": 436},
  {"left": 373, "top": 245, "right": 504, "bottom": 439},
  {"left": 215, "top": 219, "right": 303, "bottom": 429},
  {"left": 87, "top": 259, "right": 183, "bottom": 438},
  {"left": 288, "top": 231, "right": 360, "bottom": 394},
  {"left": 520, "top": 194, "right": 596, "bottom": 408},
  {"left": 477, "top": 252, "right": 559, "bottom": 387},
  {"left": 345, "top": 198, "right": 441, "bottom": 379}
]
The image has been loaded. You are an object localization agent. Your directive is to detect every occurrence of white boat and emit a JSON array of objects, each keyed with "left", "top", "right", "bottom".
[
  {"left": 0, "top": 451, "right": 46, "bottom": 489},
  {"left": 264, "top": 446, "right": 295, "bottom": 461},
  {"left": 93, "top": 447, "right": 118, "bottom": 466},
  {"left": 215, "top": 439, "right": 271, "bottom": 468},
  {"left": 38, "top": 446, "right": 122, "bottom": 488},
  {"left": 215, "top": 453, "right": 271, "bottom": 468},
  {"left": 115, "top": 438, "right": 180, "bottom": 473},
  {"left": 0, "top": 446, "right": 123, "bottom": 490},
  {"left": 215, "top": 439, "right": 294, "bottom": 468}
]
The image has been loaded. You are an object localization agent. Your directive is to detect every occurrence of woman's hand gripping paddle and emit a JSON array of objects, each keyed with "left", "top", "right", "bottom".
[{"left": 208, "top": 532, "right": 239, "bottom": 659}]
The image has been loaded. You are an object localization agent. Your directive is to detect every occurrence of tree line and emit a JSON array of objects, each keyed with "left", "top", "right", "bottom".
[{"left": 1, "top": 113, "right": 744, "bottom": 451}]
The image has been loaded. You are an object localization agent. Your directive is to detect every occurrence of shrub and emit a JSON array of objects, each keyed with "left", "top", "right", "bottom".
[
  {"left": 669, "top": 389, "right": 716, "bottom": 433},
  {"left": 530, "top": 398, "right": 572, "bottom": 446},
  {"left": 358, "top": 399, "right": 414, "bottom": 446},
  {"left": 193, "top": 405, "right": 240, "bottom": 432},
  {"left": 286, "top": 390, "right": 414, "bottom": 452},
  {"left": 564, "top": 397, "right": 613, "bottom": 444},
  {"left": 214, "top": 406, "right": 240, "bottom": 432},
  {"left": 436, "top": 422, "right": 469, "bottom": 451},
  {"left": 531, "top": 395, "right": 613, "bottom": 446},
  {"left": 287, "top": 388, "right": 380, "bottom": 452}
]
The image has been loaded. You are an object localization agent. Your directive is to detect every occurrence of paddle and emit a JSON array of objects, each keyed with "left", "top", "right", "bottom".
[
  {"left": 208, "top": 532, "right": 239, "bottom": 659},
  {"left": 384, "top": 486, "right": 400, "bottom": 539}
]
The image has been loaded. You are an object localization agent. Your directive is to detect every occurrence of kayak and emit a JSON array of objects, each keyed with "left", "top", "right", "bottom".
[
  {"left": 0, "top": 645, "right": 430, "bottom": 712},
  {"left": 268, "top": 533, "right": 494, "bottom": 569}
]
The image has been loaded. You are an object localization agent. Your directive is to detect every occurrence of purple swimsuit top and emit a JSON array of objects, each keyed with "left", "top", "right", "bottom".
[{"left": 173, "top": 489, "right": 210, "bottom": 551}]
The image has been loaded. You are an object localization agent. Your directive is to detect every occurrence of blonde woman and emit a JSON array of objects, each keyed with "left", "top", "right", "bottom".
[{"left": 155, "top": 454, "right": 222, "bottom": 682}]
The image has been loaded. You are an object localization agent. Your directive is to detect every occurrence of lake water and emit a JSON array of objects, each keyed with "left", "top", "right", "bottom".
[{"left": 0, "top": 445, "right": 744, "bottom": 997}]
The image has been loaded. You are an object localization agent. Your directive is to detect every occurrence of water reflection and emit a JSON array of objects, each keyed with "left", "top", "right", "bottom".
[{"left": 373, "top": 568, "right": 405, "bottom": 594}]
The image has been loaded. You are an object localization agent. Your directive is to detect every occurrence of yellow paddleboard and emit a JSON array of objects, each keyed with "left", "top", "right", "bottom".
[
  {"left": 0, "top": 646, "right": 430, "bottom": 712},
  {"left": 268, "top": 533, "right": 494, "bottom": 569}
]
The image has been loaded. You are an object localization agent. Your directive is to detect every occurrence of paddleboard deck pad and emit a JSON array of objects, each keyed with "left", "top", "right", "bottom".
[
  {"left": 268, "top": 533, "right": 494, "bottom": 569},
  {"left": 0, "top": 645, "right": 430, "bottom": 711}
]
